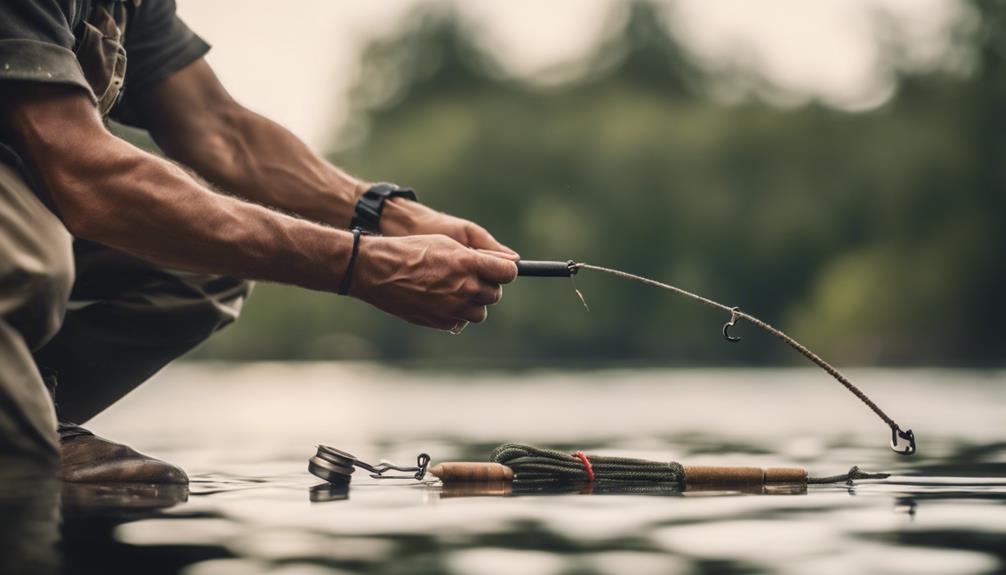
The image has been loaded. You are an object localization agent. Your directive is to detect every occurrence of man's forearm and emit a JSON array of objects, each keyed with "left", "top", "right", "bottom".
[
  {"left": 177, "top": 105, "right": 363, "bottom": 228},
  {"left": 138, "top": 58, "right": 517, "bottom": 255},
  {"left": 138, "top": 61, "right": 365, "bottom": 228},
  {"left": 10, "top": 91, "right": 353, "bottom": 292},
  {"left": 68, "top": 142, "right": 352, "bottom": 291}
]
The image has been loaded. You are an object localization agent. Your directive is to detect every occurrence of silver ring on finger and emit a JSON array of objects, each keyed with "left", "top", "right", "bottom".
[{"left": 449, "top": 320, "right": 470, "bottom": 336}]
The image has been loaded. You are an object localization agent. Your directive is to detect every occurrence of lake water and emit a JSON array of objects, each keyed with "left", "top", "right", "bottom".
[{"left": 4, "top": 364, "right": 1005, "bottom": 574}]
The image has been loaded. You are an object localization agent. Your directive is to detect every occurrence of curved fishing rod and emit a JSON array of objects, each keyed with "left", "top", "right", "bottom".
[{"left": 515, "top": 260, "right": 916, "bottom": 456}]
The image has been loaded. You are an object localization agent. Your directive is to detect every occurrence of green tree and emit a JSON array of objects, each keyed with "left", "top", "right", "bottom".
[{"left": 198, "top": 1, "right": 1004, "bottom": 366}]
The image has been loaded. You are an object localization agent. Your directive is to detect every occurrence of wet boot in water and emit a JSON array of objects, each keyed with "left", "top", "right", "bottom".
[{"left": 59, "top": 423, "right": 188, "bottom": 484}]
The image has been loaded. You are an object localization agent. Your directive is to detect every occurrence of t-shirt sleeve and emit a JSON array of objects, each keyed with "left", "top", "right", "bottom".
[
  {"left": 116, "top": 0, "right": 210, "bottom": 114},
  {"left": 0, "top": 0, "right": 96, "bottom": 100}
]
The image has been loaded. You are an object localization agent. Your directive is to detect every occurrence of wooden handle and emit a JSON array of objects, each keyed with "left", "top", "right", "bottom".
[
  {"left": 430, "top": 462, "right": 514, "bottom": 483},
  {"left": 764, "top": 467, "right": 808, "bottom": 483},
  {"left": 684, "top": 465, "right": 806, "bottom": 486},
  {"left": 440, "top": 481, "right": 514, "bottom": 498}
]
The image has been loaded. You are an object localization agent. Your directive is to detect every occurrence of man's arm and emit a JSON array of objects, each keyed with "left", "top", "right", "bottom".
[
  {"left": 134, "top": 59, "right": 517, "bottom": 255},
  {"left": 0, "top": 84, "right": 515, "bottom": 328}
]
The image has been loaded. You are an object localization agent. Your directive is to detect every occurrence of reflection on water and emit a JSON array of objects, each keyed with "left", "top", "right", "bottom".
[
  {"left": 2, "top": 365, "right": 1004, "bottom": 574},
  {"left": 0, "top": 461, "right": 60, "bottom": 575},
  {"left": 62, "top": 483, "right": 190, "bottom": 514},
  {"left": 309, "top": 483, "right": 350, "bottom": 503}
]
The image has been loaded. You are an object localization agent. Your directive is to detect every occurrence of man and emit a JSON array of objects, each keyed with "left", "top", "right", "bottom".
[{"left": 0, "top": 0, "right": 518, "bottom": 483}]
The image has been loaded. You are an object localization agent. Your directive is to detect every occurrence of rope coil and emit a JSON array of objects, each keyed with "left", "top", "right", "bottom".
[{"left": 490, "top": 443, "right": 685, "bottom": 483}]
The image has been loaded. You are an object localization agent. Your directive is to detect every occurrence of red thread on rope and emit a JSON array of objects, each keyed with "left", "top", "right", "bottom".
[{"left": 574, "top": 451, "right": 595, "bottom": 482}]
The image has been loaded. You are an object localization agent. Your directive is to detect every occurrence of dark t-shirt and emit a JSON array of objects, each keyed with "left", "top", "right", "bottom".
[{"left": 0, "top": 0, "right": 209, "bottom": 168}]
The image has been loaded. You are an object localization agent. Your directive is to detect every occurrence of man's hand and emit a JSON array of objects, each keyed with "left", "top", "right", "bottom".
[
  {"left": 101, "top": 58, "right": 520, "bottom": 330},
  {"left": 351, "top": 234, "right": 518, "bottom": 330},
  {"left": 380, "top": 198, "right": 519, "bottom": 259}
]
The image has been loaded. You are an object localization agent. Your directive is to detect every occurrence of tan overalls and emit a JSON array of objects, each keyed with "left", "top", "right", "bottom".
[{"left": 0, "top": 0, "right": 249, "bottom": 463}]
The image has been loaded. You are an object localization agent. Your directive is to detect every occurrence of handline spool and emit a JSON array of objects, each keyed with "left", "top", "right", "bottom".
[
  {"left": 429, "top": 461, "right": 807, "bottom": 487},
  {"left": 429, "top": 443, "right": 887, "bottom": 490}
]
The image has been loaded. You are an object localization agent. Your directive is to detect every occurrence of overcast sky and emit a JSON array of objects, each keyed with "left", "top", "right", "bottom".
[{"left": 176, "top": 0, "right": 960, "bottom": 151}]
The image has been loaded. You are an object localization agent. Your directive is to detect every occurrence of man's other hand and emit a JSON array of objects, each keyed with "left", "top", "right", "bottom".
[
  {"left": 351, "top": 234, "right": 518, "bottom": 330},
  {"left": 379, "top": 198, "right": 519, "bottom": 260}
]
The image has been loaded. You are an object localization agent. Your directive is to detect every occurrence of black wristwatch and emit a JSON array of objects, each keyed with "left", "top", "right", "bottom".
[{"left": 350, "top": 183, "right": 418, "bottom": 234}]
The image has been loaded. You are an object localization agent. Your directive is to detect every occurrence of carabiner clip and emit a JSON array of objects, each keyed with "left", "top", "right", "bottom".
[{"left": 890, "top": 425, "right": 916, "bottom": 455}]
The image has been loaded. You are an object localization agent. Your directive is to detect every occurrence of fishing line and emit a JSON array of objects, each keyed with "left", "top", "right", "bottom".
[{"left": 515, "top": 260, "right": 916, "bottom": 455}]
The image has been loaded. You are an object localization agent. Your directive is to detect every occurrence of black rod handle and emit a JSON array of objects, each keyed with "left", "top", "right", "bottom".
[{"left": 516, "top": 260, "right": 575, "bottom": 277}]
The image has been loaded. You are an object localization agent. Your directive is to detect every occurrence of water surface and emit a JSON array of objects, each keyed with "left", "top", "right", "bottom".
[{"left": 9, "top": 365, "right": 1006, "bottom": 574}]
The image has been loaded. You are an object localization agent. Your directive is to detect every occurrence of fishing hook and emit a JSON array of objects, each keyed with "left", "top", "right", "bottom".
[
  {"left": 890, "top": 425, "right": 916, "bottom": 456},
  {"left": 722, "top": 307, "right": 742, "bottom": 342}
]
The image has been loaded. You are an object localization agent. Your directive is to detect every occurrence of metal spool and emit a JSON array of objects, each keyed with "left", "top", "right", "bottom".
[{"left": 309, "top": 445, "right": 358, "bottom": 484}]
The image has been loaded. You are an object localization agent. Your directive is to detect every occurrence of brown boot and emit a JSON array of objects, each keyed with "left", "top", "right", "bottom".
[{"left": 58, "top": 423, "right": 188, "bottom": 484}]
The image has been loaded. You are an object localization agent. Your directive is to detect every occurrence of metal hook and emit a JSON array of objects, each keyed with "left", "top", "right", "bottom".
[
  {"left": 359, "top": 453, "right": 431, "bottom": 480},
  {"left": 722, "top": 307, "right": 742, "bottom": 342},
  {"left": 890, "top": 426, "right": 916, "bottom": 456}
]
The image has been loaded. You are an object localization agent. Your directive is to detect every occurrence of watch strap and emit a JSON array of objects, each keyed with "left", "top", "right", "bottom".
[{"left": 350, "top": 183, "right": 417, "bottom": 234}]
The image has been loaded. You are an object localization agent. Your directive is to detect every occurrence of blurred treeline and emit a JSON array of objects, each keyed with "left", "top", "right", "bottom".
[{"left": 196, "top": 1, "right": 1005, "bottom": 366}]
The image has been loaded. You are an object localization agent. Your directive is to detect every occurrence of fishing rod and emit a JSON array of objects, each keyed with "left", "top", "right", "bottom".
[
  {"left": 514, "top": 260, "right": 916, "bottom": 456},
  {"left": 305, "top": 258, "right": 913, "bottom": 493}
]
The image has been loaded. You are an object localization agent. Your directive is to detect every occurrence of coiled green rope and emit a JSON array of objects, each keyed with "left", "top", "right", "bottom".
[{"left": 490, "top": 443, "right": 685, "bottom": 483}]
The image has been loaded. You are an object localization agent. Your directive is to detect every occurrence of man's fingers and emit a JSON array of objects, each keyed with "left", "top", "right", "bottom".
[
  {"left": 470, "top": 283, "right": 503, "bottom": 306},
  {"left": 466, "top": 224, "right": 519, "bottom": 259},
  {"left": 474, "top": 252, "right": 518, "bottom": 284},
  {"left": 423, "top": 315, "right": 466, "bottom": 331},
  {"left": 418, "top": 305, "right": 487, "bottom": 330},
  {"left": 458, "top": 305, "right": 488, "bottom": 324},
  {"left": 475, "top": 248, "right": 520, "bottom": 262}
]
